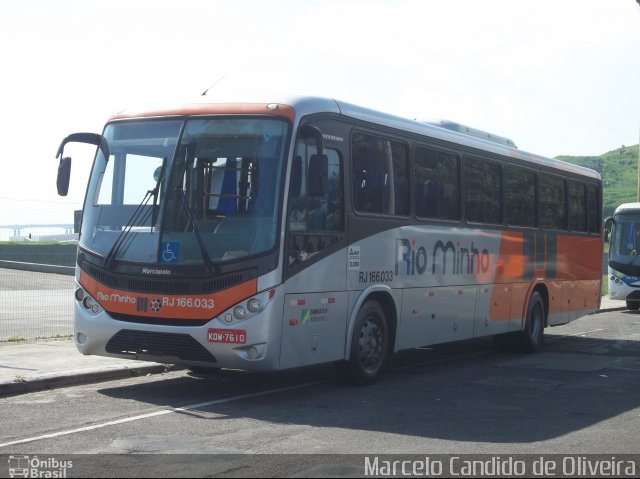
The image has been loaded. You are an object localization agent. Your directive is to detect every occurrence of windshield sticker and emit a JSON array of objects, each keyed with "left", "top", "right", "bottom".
[{"left": 161, "top": 242, "right": 180, "bottom": 263}]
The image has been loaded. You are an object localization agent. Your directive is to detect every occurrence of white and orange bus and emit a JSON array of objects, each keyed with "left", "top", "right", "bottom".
[{"left": 56, "top": 94, "right": 603, "bottom": 384}]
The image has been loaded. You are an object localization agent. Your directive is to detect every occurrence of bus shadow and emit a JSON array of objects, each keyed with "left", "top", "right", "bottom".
[{"left": 99, "top": 334, "right": 640, "bottom": 446}]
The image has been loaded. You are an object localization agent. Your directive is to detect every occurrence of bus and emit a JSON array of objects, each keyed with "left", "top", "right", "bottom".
[
  {"left": 605, "top": 202, "right": 640, "bottom": 310},
  {"left": 55, "top": 94, "right": 603, "bottom": 385}
]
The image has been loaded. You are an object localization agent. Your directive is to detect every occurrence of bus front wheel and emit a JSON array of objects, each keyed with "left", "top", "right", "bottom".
[{"left": 337, "top": 300, "right": 389, "bottom": 386}]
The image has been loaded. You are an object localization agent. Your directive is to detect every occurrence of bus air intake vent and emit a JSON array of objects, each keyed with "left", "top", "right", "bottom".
[
  {"left": 128, "top": 278, "right": 190, "bottom": 295},
  {"left": 110, "top": 312, "right": 210, "bottom": 327},
  {"left": 105, "top": 330, "right": 216, "bottom": 363},
  {"left": 204, "top": 274, "right": 243, "bottom": 292},
  {"left": 82, "top": 263, "right": 252, "bottom": 295}
]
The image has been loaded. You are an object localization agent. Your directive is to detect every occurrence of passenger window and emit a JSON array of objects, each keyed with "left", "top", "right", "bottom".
[
  {"left": 287, "top": 143, "right": 344, "bottom": 266},
  {"left": 352, "top": 132, "right": 409, "bottom": 215},
  {"left": 464, "top": 157, "right": 502, "bottom": 224},
  {"left": 414, "top": 146, "right": 460, "bottom": 220},
  {"left": 569, "top": 182, "right": 587, "bottom": 232},
  {"left": 506, "top": 166, "right": 536, "bottom": 227},
  {"left": 586, "top": 185, "right": 600, "bottom": 233},
  {"left": 540, "top": 174, "right": 567, "bottom": 230}
]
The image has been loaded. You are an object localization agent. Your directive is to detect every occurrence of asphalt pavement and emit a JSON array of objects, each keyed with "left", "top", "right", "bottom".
[{"left": 0, "top": 296, "right": 625, "bottom": 397}]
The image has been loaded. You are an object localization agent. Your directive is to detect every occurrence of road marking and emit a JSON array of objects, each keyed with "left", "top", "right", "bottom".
[{"left": 0, "top": 381, "right": 326, "bottom": 449}]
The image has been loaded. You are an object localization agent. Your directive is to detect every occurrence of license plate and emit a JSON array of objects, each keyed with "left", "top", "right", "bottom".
[{"left": 207, "top": 328, "right": 247, "bottom": 344}]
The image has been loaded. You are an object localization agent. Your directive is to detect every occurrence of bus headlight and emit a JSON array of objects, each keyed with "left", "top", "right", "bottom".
[
  {"left": 76, "top": 287, "right": 103, "bottom": 315},
  {"left": 233, "top": 306, "right": 247, "bottom": 320},
  {"left": 221, "top": 289, "right": 275, "bottom": 324},
  {"left": 247, "top": 298, "right": 262, "bottom": 313},
  {"left": 83, "top": 296, "right": 95, "bottom": 310}
]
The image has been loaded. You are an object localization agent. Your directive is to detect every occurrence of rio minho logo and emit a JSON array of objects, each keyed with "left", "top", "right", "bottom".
[{"left": 7, "top": 455, "right": 73, "bottom": 478}]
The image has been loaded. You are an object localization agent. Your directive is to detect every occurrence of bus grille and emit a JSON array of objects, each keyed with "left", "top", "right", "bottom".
[
  {"left": 105, "top": 330, "right": 217, "bottom": 363},
  {"left": 82, "top": 262, "right": 250, "bottom": 295},
  {"left": 110, "top": 313, "right": 210, "bottom": 327}
]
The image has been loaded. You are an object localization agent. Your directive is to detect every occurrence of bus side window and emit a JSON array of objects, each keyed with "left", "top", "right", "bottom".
[
  {"left": 414, "top": 146, "right": 460, "bottom": 220},
  {"left": 352, "top": 132, "right": 409, "bottom": 216},
  {"left": 287, "top": 143, "right": 344, "bottom": 265}
]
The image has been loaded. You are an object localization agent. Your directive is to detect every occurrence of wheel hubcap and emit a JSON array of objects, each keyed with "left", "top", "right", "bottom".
[{"left": 358, "top": 317, "right": 384, "bottom": 372}]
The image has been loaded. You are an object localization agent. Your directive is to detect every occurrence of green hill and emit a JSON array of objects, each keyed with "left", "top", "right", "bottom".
[{"left": 556, "top": 144, "right": 640, "bottom": 217}]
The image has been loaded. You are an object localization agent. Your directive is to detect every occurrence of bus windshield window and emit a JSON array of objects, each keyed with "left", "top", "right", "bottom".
[
  {"left": 80, "top": 120, "right": 181, "bottom": 262},
  {"left": 610, "top": 213, "right": 640, "bottom": 259},
  {"left": 79, "top": 117, "right": 289, "bottom": 266},
  {"left": 161, "top": 118, "right": 288, "bottom": 264}
]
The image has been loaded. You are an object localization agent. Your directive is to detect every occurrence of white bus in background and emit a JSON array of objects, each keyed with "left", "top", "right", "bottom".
[{"left": 606, "top": 202, "right": 640, "bottom": 310}]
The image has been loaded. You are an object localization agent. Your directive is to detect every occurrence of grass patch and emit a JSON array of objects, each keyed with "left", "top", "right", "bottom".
[
  {"left": 1, "top": 334, "right": 73, "bottom": 344},
  {"left": 1, "top": 336, "right": 27, "bottom": 343}
]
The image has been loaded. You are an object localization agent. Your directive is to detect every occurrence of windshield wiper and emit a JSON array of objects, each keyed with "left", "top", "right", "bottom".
[
  {"left": 104, "top": 165, "right": 166, "bottom": 267},
  {"left": 177, "top": 187, "right": 217, "bottom": 275},
  {"left": 103, "top": 188, "right": 157, "bottom": 267}
]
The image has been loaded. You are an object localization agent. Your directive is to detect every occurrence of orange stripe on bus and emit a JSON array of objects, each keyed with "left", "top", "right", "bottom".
[
  {"left": 489, "top": 231, "right": 602, "bottom": 321},
  {"left": 79, "top": 270, "right": 257, "bottom": 321},
  {"left": 110, "top": 103, "right": 296, "bottom": 122}
]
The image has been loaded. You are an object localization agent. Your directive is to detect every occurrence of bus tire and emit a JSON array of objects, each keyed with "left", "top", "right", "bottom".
[
  {"left": 626, "top": 300, "right": 639, "bottom": 311},
  {"left": 519, "top": 291, "right": 545, "bottom": 352},
  {"left": 338, "top": 300, "right": 389, "bottom": 386}
]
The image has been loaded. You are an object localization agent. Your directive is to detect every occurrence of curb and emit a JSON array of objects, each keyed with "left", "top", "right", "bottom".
[
  {"left": 0, "top": 364, "right": 182, "bottom": 398},
  {"left": 0, "top": 260, "right": 74, "bottom": 276}
]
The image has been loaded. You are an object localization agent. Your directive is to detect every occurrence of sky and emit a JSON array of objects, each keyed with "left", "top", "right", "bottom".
[{"left": 0, "top": 0, "right": 639, "bottom": 229}]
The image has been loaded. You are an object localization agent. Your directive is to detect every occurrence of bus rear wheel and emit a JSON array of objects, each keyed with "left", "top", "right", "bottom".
[
  {"left": 337, "top": 300, "right": 389, "bottom": 386},
  {"left": 519, "top": 291, "right": 545, "bottom": 352}
]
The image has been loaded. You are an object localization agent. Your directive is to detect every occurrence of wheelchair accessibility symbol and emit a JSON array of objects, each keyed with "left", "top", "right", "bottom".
[{"left": 161, "top": 242, "right": 180, "bottom": 263}]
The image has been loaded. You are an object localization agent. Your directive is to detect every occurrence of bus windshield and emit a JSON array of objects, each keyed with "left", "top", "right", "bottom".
[
  {"left": 80, "top": 117, "right": 289, "bottom": 266},
  {"left": 609, "top": 212, "right": 640, "bottom": 271}
]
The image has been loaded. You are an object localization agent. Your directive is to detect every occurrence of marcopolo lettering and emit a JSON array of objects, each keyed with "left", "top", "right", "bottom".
[
  {"left": 395, "top": 238, "right": 490, "bottom": 276},
  {"left": 142, "top": 267, "right": 172, "bottom": 276}
]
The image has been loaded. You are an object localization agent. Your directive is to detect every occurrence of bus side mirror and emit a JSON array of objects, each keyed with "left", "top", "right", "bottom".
[
  {"left": 57, "top": 156, "right": 72, "bottom": 196},
  {"left": 56, "top": 132, "right": 107, "bottom": 197},
  {"left": 604, "top": 217, "right": 614, "bottom": 243},
  {"left": 307, "top": 154, "right": 328, "bottom": 197}
]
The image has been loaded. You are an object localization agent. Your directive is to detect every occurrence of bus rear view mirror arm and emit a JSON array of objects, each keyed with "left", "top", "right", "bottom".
[
  {"left": 55, "top": 132, "right": 109, "bottom": 196},
  {"left": 56, "top": 132, "right": 109, "bottom": 160}
]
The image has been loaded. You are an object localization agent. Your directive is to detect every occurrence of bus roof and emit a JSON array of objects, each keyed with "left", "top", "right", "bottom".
[
  {"left": 613, "top": 203, "right": 640, "bottom": 215},
  {"left": 110, "top": 93, "right": 601, "bottom": 181}
]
